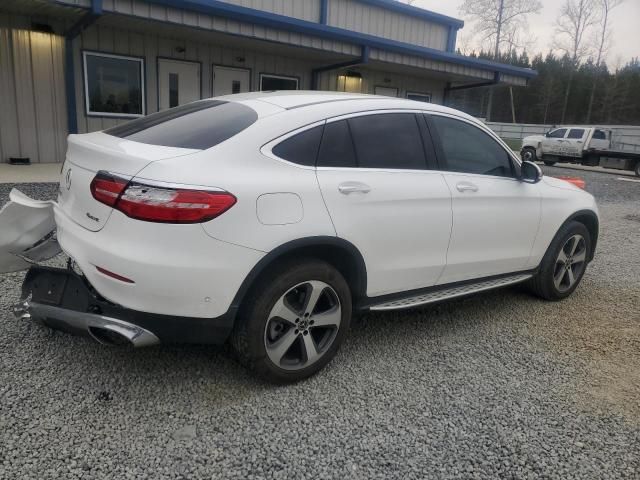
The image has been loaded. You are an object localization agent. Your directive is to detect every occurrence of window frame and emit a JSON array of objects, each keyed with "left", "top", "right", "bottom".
[
  {"left": 424, "top": 113, "right": 520, "bottom": 180},
  {"left": 82, "top": 50, "right": 146, "bottom": 118},
  {"left": 318, "top": 109, "right": 438, "bottom": 171},
  {"left": 264, "top": 109, "right": 440, "bottom": 171},
  {"left": 374, "top": 86, "right": 399, "bottom": 97},
  {"left": 259, "top": 73, "right": 299, "bottom": 91}
]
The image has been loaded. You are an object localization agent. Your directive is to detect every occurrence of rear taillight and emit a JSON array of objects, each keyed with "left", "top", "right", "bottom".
[
  {"left": 90, "top": 171, "right": 236, "bottom": 223},
  {"left": 90, "top": 171, "right": 128, "bottom": 207}
]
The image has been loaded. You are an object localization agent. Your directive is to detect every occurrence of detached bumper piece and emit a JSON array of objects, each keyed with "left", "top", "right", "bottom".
[{"left": 15, "top": 266, "right": 234, "bottom": 347}]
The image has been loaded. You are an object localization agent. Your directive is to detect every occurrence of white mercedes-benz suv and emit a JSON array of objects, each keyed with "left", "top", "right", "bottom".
[{"left": 1, "top": 91, "right": 599, "bottom": 383}]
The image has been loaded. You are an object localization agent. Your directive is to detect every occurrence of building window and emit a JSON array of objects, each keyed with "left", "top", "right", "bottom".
[
  {"left": 407, "top": 92, "right": 431, "bottom": 102},
  {"left": 83, "top": 51, "right": 145, "bottom": 117},
  {"left": 374, "top": 86, "right": 398, "bottom": 97},
  {"left": 260, "top": 74, "right": 298, "bottom": 91}
]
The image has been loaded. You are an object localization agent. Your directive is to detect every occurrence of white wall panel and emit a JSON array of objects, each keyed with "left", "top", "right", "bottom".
[
  {"left": 0, "top": 15, "right": 67, "bottom": 164},
  {"left": 328, "top": 0, "right": 449, "bottom": 51}
]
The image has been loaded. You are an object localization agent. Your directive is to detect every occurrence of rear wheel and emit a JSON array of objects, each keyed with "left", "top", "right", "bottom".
[
  {"left": 230, "top": 259, "right": 352, "bottom": 383},
  {"left": 634, "top": 160, "right": 640, "bottom": 177},
  {"left": 521, "top": 147, "right": 537, "bottom": 163},
  {"left": 527, "top": 221, "right": 591, "bottom": 301},
  {"left": 543, "top": 158, "right": 557, "bottom": 166}
]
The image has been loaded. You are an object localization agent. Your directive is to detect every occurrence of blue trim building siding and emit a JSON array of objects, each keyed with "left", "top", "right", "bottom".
[{"left": 0, "top": 0, "right": 535, "bottom": 163}]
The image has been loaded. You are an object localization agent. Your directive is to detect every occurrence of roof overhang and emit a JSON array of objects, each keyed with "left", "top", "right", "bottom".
[{"left": 140, "top": 0, "right": 536, "bottom": 81}]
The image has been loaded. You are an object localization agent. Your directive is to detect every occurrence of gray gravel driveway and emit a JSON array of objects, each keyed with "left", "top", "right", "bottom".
[{"left": 1, "top": 168, "right": 639, "bottom": 479}]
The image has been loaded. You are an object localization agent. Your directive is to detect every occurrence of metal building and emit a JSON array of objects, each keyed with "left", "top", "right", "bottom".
[{"left": 0, "top": 0, "right": 536, "bottom": 164}]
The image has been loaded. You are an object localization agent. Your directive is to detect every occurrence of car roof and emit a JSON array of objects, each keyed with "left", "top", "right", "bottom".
[{"left": 214, "top": 90, "right": 477, "bottom": 122}]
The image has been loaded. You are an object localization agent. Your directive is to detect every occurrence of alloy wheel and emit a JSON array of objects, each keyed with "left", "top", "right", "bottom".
[
  {"left": 264, "top": 280, "right": 342, "bottom": 370},
  {"left": 553, "top": 234, "right": 587, "bottom": 293}
]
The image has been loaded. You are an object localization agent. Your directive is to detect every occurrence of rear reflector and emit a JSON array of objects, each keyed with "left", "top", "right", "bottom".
[
  {"left": 90, "top": 171, "right": 236, "bottom": 223},
  {"left": 96, "top": 266, "right": 135, "bottom": 284}
]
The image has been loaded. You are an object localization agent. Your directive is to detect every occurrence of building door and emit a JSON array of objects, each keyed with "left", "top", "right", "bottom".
[
  {"left": 158, "top": 59, "right": 200, "bottom": 110},
  {"left": 213, "top": 66, "right": 250, "bottom": 96}
]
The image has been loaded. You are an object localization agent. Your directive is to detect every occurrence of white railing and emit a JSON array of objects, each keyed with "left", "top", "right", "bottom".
[{"left": 485, "top": 122, "right": 640, "bottom": 154}]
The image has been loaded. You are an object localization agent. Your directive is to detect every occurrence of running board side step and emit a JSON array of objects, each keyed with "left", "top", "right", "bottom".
[{"left": 369, "top": 273, "right": 533, "bottom": 311}]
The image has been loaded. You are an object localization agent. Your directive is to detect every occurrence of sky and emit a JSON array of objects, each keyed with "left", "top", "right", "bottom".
[{"left": 413, "top": 0, "right": 640, "bottom": 67}]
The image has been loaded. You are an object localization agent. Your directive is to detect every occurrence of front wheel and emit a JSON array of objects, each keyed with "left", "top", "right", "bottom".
[
  {"left": 521, "top": 147, "right": 537, "bottom": 163},
  {"left": 527, "top": 221, "right": 591, "bottom": 301},
  {"left": 231, "top": 259, "right": 352, "bottom": 383}
]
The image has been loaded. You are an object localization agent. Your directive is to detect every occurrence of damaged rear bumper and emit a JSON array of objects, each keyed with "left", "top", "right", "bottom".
[{"left": 15, "top": 266, "right": 235, "bottom": 346}]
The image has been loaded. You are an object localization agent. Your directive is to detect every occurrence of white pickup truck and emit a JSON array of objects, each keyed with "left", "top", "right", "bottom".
[{"left": 521, "top": 126, "right": 640, "bottom": 177}]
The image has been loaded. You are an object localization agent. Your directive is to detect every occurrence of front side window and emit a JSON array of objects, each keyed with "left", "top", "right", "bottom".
[
  {"left": 547, "top": 128, "right": 567, "bottom": 138},
  {"left": 83, "top": 52, "right": 144, "bottom": 117},
  {"left": 272, "top": 126, "right": 324, "bottom": 166},
  {"left": 430, "top": 115, "right": 514, "bottom": 178},
  {"left": 260, "top": 74, "right": 298, "bottom": 91},
  {"left": 104, "top": 100, "right": 257, "bottom": 149},
  {"left": 567, "top": 129, "right": 585, "bottom": 139},
  {"left": 348, "top": 114, "right": 427, "bottom": 169}
]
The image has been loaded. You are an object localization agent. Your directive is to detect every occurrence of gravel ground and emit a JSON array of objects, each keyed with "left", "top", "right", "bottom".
[{"left": 1, "top": 171, "right": 639, "bottom": 479}]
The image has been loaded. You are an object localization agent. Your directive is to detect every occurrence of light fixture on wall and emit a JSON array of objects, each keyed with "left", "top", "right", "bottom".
[
  {"left": 337, "top": 70, "right": 362, "bottom": 93},
  {"left": 175, "top": 46, "right": 186, "bottom": 53},
  {"left": 235, "top": 56, "right": 246, "bottom": 63}
]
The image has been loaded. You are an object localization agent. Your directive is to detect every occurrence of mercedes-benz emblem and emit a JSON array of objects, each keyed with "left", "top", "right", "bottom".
[{"left": 65, "top": 168, "right": 73, "bottom": 190}]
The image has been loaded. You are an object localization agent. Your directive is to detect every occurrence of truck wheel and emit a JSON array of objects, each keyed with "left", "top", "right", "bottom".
[
  {"left": 635, "top": 161, "right": 640, "bottom": 177},
  {"left": 527, "top": 221, "right": 591, "bottom": 301},
  {"left": 230, "top": 259, "right": 352, "bottom": 384},
  {"left": 521, "top": 147, "right": 537, "bottom": 163},
  {"left": 543, "top": 159, "right": 557, "bottom": 166}
]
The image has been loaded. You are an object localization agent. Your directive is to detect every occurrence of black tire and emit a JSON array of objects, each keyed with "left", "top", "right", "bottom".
[
  {"left": 543, "top": 159, "right": 557, "bottom": 166},
  {"left": 230, "top": 259, "right": 352, "bottom": 384},
  {"left": 634, "top": 160, "right": 640, "bottom": 178},
  {"left": 527, "top": 221, "right": 591, "bottom": 301},
  {"left": 521, "top": 147, "right": 537, "bottom": 163}
]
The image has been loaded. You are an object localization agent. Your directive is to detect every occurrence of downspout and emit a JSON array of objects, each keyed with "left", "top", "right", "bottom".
[
  {"left": 311, "top": 45, "right": 370, "bottom": 90},
  {"left": 64, "top": 0, "right": 103, "bottom": 134}
]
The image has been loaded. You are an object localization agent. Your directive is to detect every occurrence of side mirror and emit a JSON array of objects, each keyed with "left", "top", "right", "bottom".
[
  {"left": 544, "top": 131, "right": 550, "bottom": 137},
  {"left": 521, "top": 161, "right": 543, "bottom": 184}
]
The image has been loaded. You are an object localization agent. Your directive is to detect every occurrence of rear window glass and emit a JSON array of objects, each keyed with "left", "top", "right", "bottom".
[
  {"left": 272, "top": 125, "right": 323, "bottom": 166},
  {"left": 317, "top": 120, "right": 357, "bottom": 168},
  {"left": 104, "top": 100, "right": 257, "bottom": 149}
]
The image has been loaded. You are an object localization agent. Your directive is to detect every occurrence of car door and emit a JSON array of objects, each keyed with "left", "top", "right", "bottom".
[
  {"left": 316, "top": 111, "right": 452, "bottom": 297},
  {"left": 426, "top": 114, "right": 541, "bottom": 285},
  {"left": 542, "top": 128, "right": 568, "bottom": 156},
  {"left": 564, "top": 128, "right": 587, "bottom": 158}
]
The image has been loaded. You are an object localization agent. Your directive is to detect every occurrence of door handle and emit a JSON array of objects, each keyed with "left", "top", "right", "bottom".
[
  {"left": 456, "top": 182, "right": 478, "bottom": 193},
  {"left": 338, "top": 182, "right": 371, "bottom": 195}
]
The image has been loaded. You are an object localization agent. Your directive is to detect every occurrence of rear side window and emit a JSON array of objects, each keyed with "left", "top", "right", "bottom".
[
  {"left": 567, "top": 128, "right": 585, "bottom": 139},
  {"left": 593, "top": 129, "right": 607, "bottom": 140},
  {"left": 272, "top": 125, "right": 323, "bottom": 166},
  {"left": 317, "top": 120, "right": 357, "bottom": 168},
  {"left": 104, "top": 100, "right": 257, "bottom": 149},
  {"left": 348, "top": 114, "right": 427, "bottom": 169},
  {"left": 430, "top": 115, "right": 514, "bottom": 178}
]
